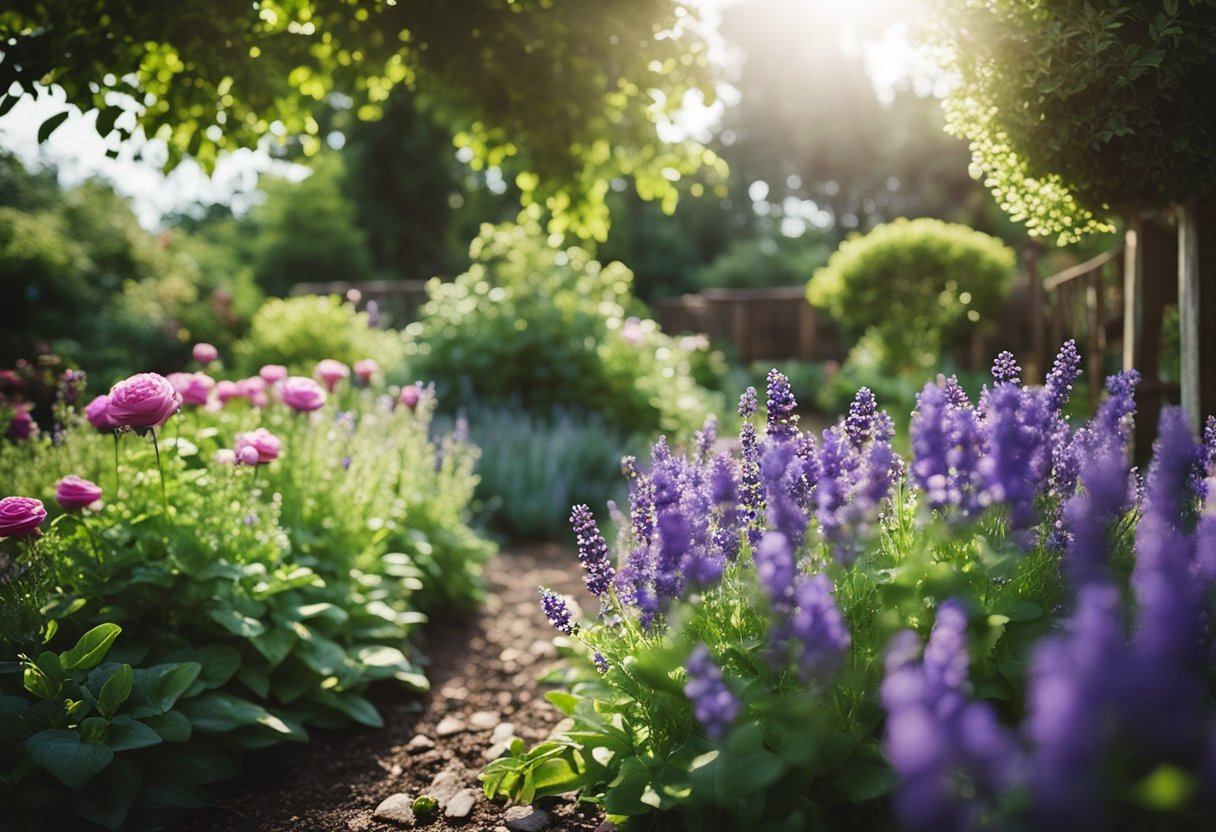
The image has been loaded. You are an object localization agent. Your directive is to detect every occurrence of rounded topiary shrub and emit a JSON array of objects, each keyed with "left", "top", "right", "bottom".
[
  {"left": 404, "top": 221, "right": 721, "bottom": 436},
  {"left": 807, "top": 218, "right": 1016, "bottom": 372}
]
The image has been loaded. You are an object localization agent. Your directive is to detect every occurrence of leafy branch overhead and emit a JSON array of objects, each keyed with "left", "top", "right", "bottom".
[
  {"left": 0, "top": 0, "right": 725, "bottom": 239},
  {"left": 932, "top": 0, "right": 1216, "bottom": 243}
]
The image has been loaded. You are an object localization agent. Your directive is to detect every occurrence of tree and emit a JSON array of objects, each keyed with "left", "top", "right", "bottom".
[{"left": 0, "top": 0, "right": 725, "bottom": 239}]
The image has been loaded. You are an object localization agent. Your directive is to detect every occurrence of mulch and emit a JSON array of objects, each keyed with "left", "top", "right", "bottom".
[{"left": 180, "top": 543, "right": 605, "bottom": 832}]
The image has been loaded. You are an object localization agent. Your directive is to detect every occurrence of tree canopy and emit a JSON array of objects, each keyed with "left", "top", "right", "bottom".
[
  {"left": 934, "top": 0, "right": 1216, "bottom": 242},
  {"left": 0, "top": 0, "right": 726, "bottom": 239}
]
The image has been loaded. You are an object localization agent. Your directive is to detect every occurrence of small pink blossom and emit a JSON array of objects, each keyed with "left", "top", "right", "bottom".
[
  {"left": 0, "top": 496, "right": 47, "bottom": 538},
  {"left": 85, "top": 395, "right": 117, "bottom": 431},
  {"left": 399, "top": 384, "right": 421, "bottom": 409},
  {"left": 55, "top": 476, "right": 103, "bottom": 510},
  {"left": 215, "top": 380, "right": 241, "bottom": 405},
  {"left": 234, "top": 428, "right": 282, "bottom": 464},
  {"left": 278, "top": 377, "right": 327, "bottom": 412},
  {"left": 214, "top": 449, "right": 237, "bottom": 466},
  {"left": 238, "top": 377, "right": 269, "bottom": 408},
  {"left": 107, "top": 373, "right": 182, "bottom": 428},
  {"left": 259, "top": 364, "right": 288, "bottom": 384},
  {"left": 192, "top": 342, "right": 219, "bottom": 363},
  {"left": 168, "top": 372, "right": 215, "bottom": 407},
  {"left": 315, "top": 359, "right": 350, "bottom": 393},
  {"left": 6, "top": 405, "right": 36, "bottom": 441},
  {"left": 237, "top": 446, "right": 260, "bottom": 466},
  {"left": 354, "top": 358, "right": 380, "bottom": 385}
]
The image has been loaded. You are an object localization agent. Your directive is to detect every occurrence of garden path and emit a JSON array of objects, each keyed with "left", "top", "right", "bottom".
[{"left": 182, "top": 543, "right": 604, "bottom": 832}]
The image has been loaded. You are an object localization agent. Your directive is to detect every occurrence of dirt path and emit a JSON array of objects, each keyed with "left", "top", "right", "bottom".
[{"left": 182, "top": 543, "right": 604, "bottom": 832}]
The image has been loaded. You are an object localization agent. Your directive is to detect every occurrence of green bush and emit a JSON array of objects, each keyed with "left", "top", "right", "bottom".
[
  {"left": 697, "top": 234, "right": 831, "bottom": 291},
  {"left": 404, "top": 221, "right": 723, "bottom": 437},
  {"left": 233, "top": 295, "right": 407, "bottom": 380},
  {"left": 807, "top": 218, "right": 1015, "bottom": 372}
]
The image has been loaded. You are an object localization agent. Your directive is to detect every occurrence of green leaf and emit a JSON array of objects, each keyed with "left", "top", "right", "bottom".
[
  {"left": 142, "top": 710, "right": 192, "bottom": 743},
  {"left": 195, "top": 646, "right": 241, "bottom": 690},
  {"left": 208, "top": 608, "right": 267, "bottom": 638},
  {"left": 178, "top": 692, "right": 305, "bottom": 738},
  {"left": 130, "top": 663, "right": 201, "bottom": 717},
  {"left": 544, "top": 691, "right": 579, "bottom": 715},
  {"left": 62, "top": 624, "right": 122, "bottom": 672},
  {"left": 98, "top": 665, "right": 133, "bottom": 719},
  {"left": 0, "top": 94, "right": 19, "bottom": 118},
  {"left": 37, "top": 111, "right": 70, "bottom": 143},
  {"left": 74, "top": 757, "right": 141, "bottom": 830},
  {"left": 23, "top": 664, "right": 57, "bottom": 699},
  {"left": 105, "top": 715, "right": 163, "bottom": 752},
  {"left": 95, "top": 105, "right": 123, "bottom": 137},
  {"left": 251, "top": 625, "right": 295, "bottom": 667},
  {"left": 310, "top": 689, "right": 383, "bottom": 728},
  {"left": 23, "top": 729, "right": 114, "bottom": 789}
]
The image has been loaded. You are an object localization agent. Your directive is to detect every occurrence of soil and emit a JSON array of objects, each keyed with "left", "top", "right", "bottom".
[{"left": 181, "top": 543, "right": 606, "bottom": 832}]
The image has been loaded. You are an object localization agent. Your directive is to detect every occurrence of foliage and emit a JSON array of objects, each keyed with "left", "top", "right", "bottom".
[
  {"left": 404, "top": 221, "right": 724, "bottom": 437},
  {"left": 698, "top": 235, "right": 831, "bottom": 291},
  {"left": 483, "top": 352, "right": 1216, "bottom": 830},
  {"left": 233, "top": 295, "right": 406, "bottom": 380},
  {"left": 934, "top": 0, "right": 1216, "bottom": 241},
  {"left": 0, "top": 363, "right": 490, "bottom": 828},
  {"left": 808, "top": 219, "right": 1015, "bottom": 373},
  {"left": 0, "top": 0, "right": 725, "bottom": 240}
]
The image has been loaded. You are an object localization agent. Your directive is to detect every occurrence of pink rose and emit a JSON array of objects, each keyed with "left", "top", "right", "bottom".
[
  {"left": 278, "top": 376, "right": 327, "bottom": 412},
  {"left": 107, "top": 373, "right": 182, "bottom": 428},
  {"left": 0, "top": 496, "right": 47, "bottom": 538},
  {"left": 6, "top": 405, "right": 36, "bottom": 441},
  {"left": 234, "top": 428, "right": 282, "bottom": 464},
  {"left": 259, "top": 364, "right": 288, "bottom": 384},
  {"left": 215, "top": 380, "right": 241, "bottom": 405},
  {"left": 399, "top": 384, "right": 421, "bottom": 409},
  {"left": 193, "top": 343, "right": 219, "bottom": 363},
  {"left": 238, "top": 377, "right": 269, "bottom": 408},
  {"left": 237, "top": 446, "right": 260, "bottom": 466},
  {"left": 315, "top": 359, "right": 350, "bottom": 393},
  {"left": 85, "top": 395, "right": 117, "bottom": 431},
  {"left": 354, "top": 359, "right": 380, "bottom": 385},
  {"left": 55, "top": 476, "right": 103, "bottom": 510},
  {"left": 168, "top": 372, "right": 215, "bottom": 407}
]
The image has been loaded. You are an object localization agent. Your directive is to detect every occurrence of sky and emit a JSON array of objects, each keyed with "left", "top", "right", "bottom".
[{"left": 0, "top": 0, "right": 945, "bottom": 230}]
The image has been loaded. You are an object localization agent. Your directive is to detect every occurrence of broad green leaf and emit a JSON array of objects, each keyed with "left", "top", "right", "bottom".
[
  {"left": 310, "top": 689, "right": 383, "bottom": 728},
  {"left": 98, "top": 664, "right": 133, "bottom": 719},
  {"left": 195, "top": 645, "right": 241, "bottom": 690},
  {"left": 106, "top": 715, "right": 163, "bottom": 752},
  {"left": 251, "top": 625, "right": 295, "bottom": 667},
  {"left": 130, "top": 663, "right": 201, "bottom": 717},
  {"left": 178, "top": 692, "right": 304, "bottom": 738},
  {"left": 23, "top": 729, "right": 114, "bottom": 789},
  {"left": 95, "top": 105, "right": 123, "bottom": 137},
  {"left": 61, "top": 624, "right": 121, "bottom": 671},
  {"left": 37, "top": 111, "right": 70, "bottom": 143},
  {"left": 22, "top": 664, "right": 56, "bottom": 699},
  {"left": 73, "top": 757, "right": 141, "bottom": 830},
  {"left": 544, "top": 691, "right": 579, "bottom": 715},
  {"left": 142, "top": 710, "right": 192, "bottom": 743},
  {"left": 208, "top": 608, "right": 267, "bottom": 638}
]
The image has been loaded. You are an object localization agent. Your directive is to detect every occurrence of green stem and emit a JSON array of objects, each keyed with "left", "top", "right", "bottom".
[
  {"left": 71, "top": 513, "right": 104, "bottom": 578},
  {"left": 151, "top": 427, "right": 169, "bottom": 519},
  {"left": 112, "top": 431, "right": 121, "bottom": 501}
]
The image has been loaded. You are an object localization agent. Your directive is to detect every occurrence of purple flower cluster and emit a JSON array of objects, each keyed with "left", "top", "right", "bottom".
[
  {"left": 765, "top": 369, "right": 799, "bottom": 441},
  {"left": 683, "top": 644, "right": 739, "bottom": 739},
  {"left": 910, "top": 380, "right": 984, "bottom": 516},
  {"left": 570, "top": 504, "right": 615, "bottom": 598},
  {"left": 539, "top": 587, "right": 577, "bottom": 636}
]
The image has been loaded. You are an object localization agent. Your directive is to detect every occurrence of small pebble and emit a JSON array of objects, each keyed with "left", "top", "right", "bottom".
[
  {"left": 445, "top": 789, "right": 477, "bottom": 819},
  {"left": 406, "top": 734, "right": 435, "bottom": 752},
  {"left": 429, "top": 770, "right": 463, "bottom": 805},
  {"left": 504, "top": 805, "right": 551, "bottom": 831},
  {"left": 372, "top": 793, "right": 415, "bottom": 826},
  {"left": 469, "top": 710, "right": 499, "bottom": 730},
  {"left": 490, "top": 722, "right": 516, "bottom": 743},
  {"left": 436, "top": 716, "right": 466, "bottom": 736}
]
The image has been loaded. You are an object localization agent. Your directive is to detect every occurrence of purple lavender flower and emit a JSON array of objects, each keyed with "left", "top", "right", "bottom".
[
  {"left": 788, "top": 573, "right": 850, "bottom": 679},
  {"left": 753, "top": 531, "right": 796, "bottom": 606},
  {"left": 943, "top": 375, "right": 970, "bottom": 408},
  {"left": 765, "top": 369, "right": 799, "bottom": 441},
  {"left": 695, "top": 415, "right": 717, "bottom": 463},
  {"left": 652, "top": 459, "right": 689, "bottom": 599},
  {"left": 762, "top": 440, "right": 807, "bottom": 547},
  {"left": 709, "top": 453, "right": 737, "bottom": 508},
  {"left": 979, "top": 384, "right": 1053, "bottom": 529},
  {"left": 570, "top": 504, "right": 615, "bottom": 597},
  {"left": 1044, "top": 340, "right": 1081, "bottom": 413},
  {"left": 844, "top": 387, "right": 878, "bottom": 448},
  {"left": 1093, "top": 370, "right": 1139, "bottom": 453},
  {"left": 991, "top": 350, "right": 1022, "bottom": 386},
  {"left": 539, "top": 587, "right": 577, "bottom": 635},
  {"left": 593, "top": 652, "right": 610, "bottom": 674},
  {"left": 684, "top": 645, "right": 739, "bottom": 739},
  {"left": 737, "top": 421, "right": 764, "bottom": 544},
  {"left": 812, "top": 427, "right": 853, "bottom": 548},
  {"left": 365, "top": 299, "right": 381, "bottom": 328},
  {"left": 1060, "top": 445, "right": 1132, "bottom": 590},
  {"left": 738, "top": 386, "right": 758, "bottom": 419},
  {"left": 911, "top": 382, "right": 951, "bottom": 509},
  {"left": 621, "top": 455, "right": 638, "bottom": 480}
]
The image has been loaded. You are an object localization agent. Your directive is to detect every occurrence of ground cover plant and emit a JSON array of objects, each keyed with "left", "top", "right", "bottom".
[
  {"left": 0, "top": 350, "right": 491, "bottom": 829},
  {"left": 484, "top": 341, "right": 1216, "bottom": 831}
]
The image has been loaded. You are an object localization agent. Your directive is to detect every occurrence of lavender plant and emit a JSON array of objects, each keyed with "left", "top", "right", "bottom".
[{"left": 484, "top": 343, "right": 1216, "bottom": 831}]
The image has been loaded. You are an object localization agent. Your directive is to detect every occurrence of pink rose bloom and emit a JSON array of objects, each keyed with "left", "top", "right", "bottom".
[
  {"left": 354, "top": 358, "right": 380, "bottom": 384},
  {"left": 6, "top": 405, "right": 36, "bottom": 441},
  {"left": 168, "top": 372, "right": 215, "bottom": 407},
  {"left": 259, "top": 364, "right": 288, "bottom": 384},
  {"left": 108, "top": 373, "right": 182, "bottom": 428},
  {"left": 234, "top": 428, "right": 282, "bottom": 464},
  {"left": 0, "top": 496, "right": 47, "bottom": 538},
  {"left": 237, "top": 446, "right": 260, "bottom": 466},
  {"left": 238, "top": 376, "right": 269, "bottom": 408},
  {"left": 399, "top": 384, "right": 421, "bottom": 409},
  {"left": 214, "top": 448, "right": 237, "bottom": 466},
  {"left": 215, "top": 380, "right": 242, "bottom": 405},
  {"left": 193, "top": 342, "right": 219, "bottom": 363},
  {"left": 55, "top": 476, "right": 103, "bottom": 510},
  {"left": 315, "top": 359, "right": 350, "bottom": 393},
  {"left": 278, "top": 376, "right": 327, "bottom": 412},
  {"left": 85, "top": 395, "right": 117, "bottom": 431}
]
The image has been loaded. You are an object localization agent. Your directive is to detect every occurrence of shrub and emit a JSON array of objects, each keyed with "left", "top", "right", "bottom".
[
  {"left": 484, "top": 347, "right": 1216, "bottom": 830},
  {"left": 0, "top": 361, "right": 490, "bottom": 828},
  {"left": 404, "top": 221, "right": 723, "bottom": 437},
  {"left": 807, "top": 218, "right": 1015, "bottom": 372},
  {"left": 233, "top": 295, "right": 407, "bottom": 380}
]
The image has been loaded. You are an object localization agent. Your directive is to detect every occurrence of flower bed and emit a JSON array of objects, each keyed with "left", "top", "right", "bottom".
[
  {"left": 485, "top": 342, "right": 1216, "bottom": 831},
  {"left": 0, "top": 352, "right": 491, "bottom": 829}
]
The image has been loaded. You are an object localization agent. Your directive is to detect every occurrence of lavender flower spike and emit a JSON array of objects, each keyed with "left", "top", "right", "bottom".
[
  {"left": 570, "top": 504, "right": 615, "bottom": 597},
  {"left": 738, "top": 386, "right": 758, "bottom": 419},
  {"left": 765, "top": 369, "right": 799, "bottom": 440},
  {"left": 1044, "top": 339, "right": 1081, "bottom": 413},
  {"left": 539, "top": 587, "right": 577, "bottom": 635},
  {"left": 991, "top": 351, "right": 1022, "bottom": 386},
  {"left": 844, "top": 387, "right": 878, "bottom": 448},
  {"left": 684, "top": 644, "right": 739, "bottom": 739}
]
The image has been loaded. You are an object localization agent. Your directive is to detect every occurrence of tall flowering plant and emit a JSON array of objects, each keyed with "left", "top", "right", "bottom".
[{"left": 484, "top": 343, "right": 1216, "bottom": 831}]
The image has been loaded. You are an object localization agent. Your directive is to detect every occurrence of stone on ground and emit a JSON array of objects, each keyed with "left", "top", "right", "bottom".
[{"left": 372, "top": 793, "right": 415, "bottom": 826}]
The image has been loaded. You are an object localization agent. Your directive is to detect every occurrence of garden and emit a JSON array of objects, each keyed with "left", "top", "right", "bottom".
[{"left": 3, "top": 1, "right": 1216, "bottom": 831}]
